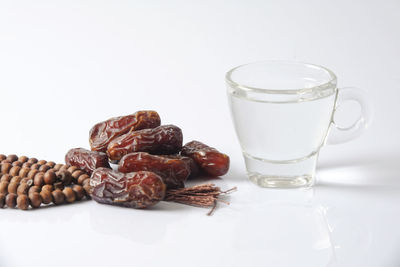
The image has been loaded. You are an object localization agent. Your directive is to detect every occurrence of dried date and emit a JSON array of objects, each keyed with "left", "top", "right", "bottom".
[
  {"left": 107, "top": 125, "right": 183, "bottom": 161},
  {"left": 181, "top": 140, "right": 230, "bottom": 177},
  {"left": 90, "top": 168, "right": 166, "bottom": 209},
  {"left": 89, "top": 111, "right": 161, "bottom": 152},
  {"left": 163, "top": 154, "right": 199, "bottom": 179},
  {"left": 118, "top": 152, "right": 189, "bottom": 189},
  {"left": 65, "top": 148, "right": 110, "bottom": 175}
]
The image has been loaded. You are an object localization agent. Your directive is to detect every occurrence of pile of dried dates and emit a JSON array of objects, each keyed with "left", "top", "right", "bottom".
[
  {"left": 66, "top": 110, "right": 231, "bottom": 210},
  {"left": 0, "top": 110, "right": 232, "bottom": 213}
]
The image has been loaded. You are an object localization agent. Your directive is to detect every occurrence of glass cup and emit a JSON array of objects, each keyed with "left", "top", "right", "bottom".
[{"left": 226, "top": 60, "right": 372, "bottom": 188}]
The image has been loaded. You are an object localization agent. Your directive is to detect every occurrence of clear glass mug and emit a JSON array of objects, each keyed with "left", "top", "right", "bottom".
[{"left": 226, "top": 61, "right": 372, "bottom": 188}]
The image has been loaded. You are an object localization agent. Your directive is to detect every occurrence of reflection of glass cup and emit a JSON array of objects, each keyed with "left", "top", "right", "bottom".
[{"left": 226, "top": 61, "right": 372, "bottom": 188}]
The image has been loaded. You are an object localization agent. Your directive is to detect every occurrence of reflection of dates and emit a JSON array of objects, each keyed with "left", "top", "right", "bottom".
[
  {"left": 90, "top": 168, "right": 166, "bottom": 209},
  {"left": 89, "top": 111, "right": 161, "bottom": 152},
  {"left": 107, "top": 125, "right": 183, "bottom": 161},
  {"left": 181, "top": 141, "right": 230, "bottom": 177},
  {"left": 118, "top": 152, "right": 189, "bottom": 189},
  {"left": 65, "top": 148, "right": 110, "bottom": 175},
  {"left": 163, "top": 154, "right": 199, "bottom": 179}
]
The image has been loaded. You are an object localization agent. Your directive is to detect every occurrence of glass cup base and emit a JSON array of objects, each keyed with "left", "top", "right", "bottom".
[
  {"left": 243, "top": 152, "right": 317, "bottom": 188},
  {"left": 248, "top": 173, "right": 313, "bottom": 188}
]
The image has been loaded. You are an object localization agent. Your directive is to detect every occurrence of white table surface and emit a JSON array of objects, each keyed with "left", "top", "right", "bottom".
[{"left": 0, "top": 1, "right": 399, "bottom": 267}]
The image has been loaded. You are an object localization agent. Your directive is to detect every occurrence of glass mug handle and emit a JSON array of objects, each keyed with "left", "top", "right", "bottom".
[{"left": 327, "top": 87, "right": 373, "bottom": 145}]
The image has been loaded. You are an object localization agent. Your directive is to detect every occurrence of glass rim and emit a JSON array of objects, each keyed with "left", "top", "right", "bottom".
[{"left": 225, "top": 60, "right": 337, "bottom": 95}]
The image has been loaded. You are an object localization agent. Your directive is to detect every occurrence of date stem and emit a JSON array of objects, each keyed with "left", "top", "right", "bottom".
[{"left": 164, "top": 183, "right": 237, "bottom": 215}]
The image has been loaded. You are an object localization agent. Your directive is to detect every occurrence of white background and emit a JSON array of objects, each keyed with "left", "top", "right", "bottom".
[{"left": 0, "top": 1, "right": 399, "bottom": 267}]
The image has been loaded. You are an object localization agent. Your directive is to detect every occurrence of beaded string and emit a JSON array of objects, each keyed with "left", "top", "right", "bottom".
[
  {"left": 0, "top": 154, "right": 236, "bottom": 214},
  {"left": 0, "top": 154, "right": 90, "bottom": 210}
]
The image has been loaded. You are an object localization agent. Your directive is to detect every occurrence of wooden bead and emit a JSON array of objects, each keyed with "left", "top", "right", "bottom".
[
  {"left": 22, "top": 162, "right": 32, "bottom": 169},
  {"left": 12, "top": 161, "right": 22, "bottom": 167},
  {"left": 63, "top": 187, "right": 76, "bottom": 203},
  {"left": 0, "top": 181, "right": 9, "bottom": 194},
  {"left": 78, "top": 174, "right": 90, "bottom": 185},
  {"left": 59, "top": 165, "right": 69, "bottom": 172},
  {"left": 27, "top": 158, "right": 38, "bottom": 164},
  {"left": 38, "top": 165, "right": 50, "bottom": 172},
  {"left": 41, "top": 184, "right": 53, "bottom": 192},
  {"left": 53, "top": 164, "right": 64, "bottom": 171},
  {"left": 67, "top": 166, "right": 78, "bottom": 174},
  {"left": 18, "top": 156, "right": 29, "bottom": 163},
  {"left": 17, "top": 195, "right": 29, "bottom": 210},
  {"left": 53, "top": 182, "right": 64, "bottom": 190},
  {"left": 46, "top": 161, "right": 56, "bottom": 168},
  {"left": 17, "top": 183, "right": 30, "bottom": 195},
  {"left": 1, "top": 163, "right": 12, "bottom": 174},
  {"left": 57, "top": 170, "right": 72, "bottom": 185},
  {"left": 52, "top": 189, "right": 65, "bottom": 205},
  {"left": 0, "top": 174, "right": 12, "bottom": 182},
  {"left": 40, "top": 190, "right": 52, "bottom": 204},
  {"left": 10, "top": 176, "right": 22, "bottom": 184},
  {"left": 30, "top": 163, "right": 40, "bottom": 170},
  {"left": 27, "top": 169, "right": 39, "bottom": 180},
  {"left": 6, "top": 154, "right": 18, "bottom": 162},
  {"left": 19, "top": 167, "right": 30, "bottom": 177},
  {"left": 9, "top": 166, "right": 21, "bottom": 176},
  {"left": 44, "top": 170, "right": 56, "bottom": 185},
  {"left": 29, "top": 192, "right": 42, "bottom": 208},
  {"left": 28, "top": 186, "right": 41, "bottom": 195},
  {"left": 33, "top": 173, "right": 44, "bottom": 187},
  {"left": 6, "top": 193, "right": 16, "bottom": 208},
  {"left": 0, "top": 154, "right": 6, "bottom": 161},
  {"left": 82, "top": 178, "right": 90, "bottom": 187},
  {"left": 8, "top": 182, "right": 18, "bottom": 194},
  {"left": 71, "top": 170, "right": 84, "bottom": 180},
  {"left": 20, "top": 178, "right": 33, "bottom": 186},
  {"left": 38, "top": 160, "right": 47, "bottom": 165},
  {"left": 0, "top": 193, "right": 5, "bottom": 208},
  {"left": 72, "top": 185, "right": 85, "bottom": 201},
  {"left": 83, "top": 185, "right": 91, "bottom": 197}
]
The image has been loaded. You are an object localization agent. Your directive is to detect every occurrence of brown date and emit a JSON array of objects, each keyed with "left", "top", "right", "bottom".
[
  {"left": 107, "top": 125, "right": 183, "bottom": 161},
  {"left": 163, "top": 154, "right": 199, "bottom": 179},
  {"left": 181, "top": 140, "right": 230, "bottom": 177},
  {"left": 90, "top": 168, "right": 166, "bottom": 209},
  {"left": 89, "top": 111, "right": 161, "bottom": 152},
  {"left": 118, "top": 152, "right": 189, "bottom": 189},
  {"left": 65, "top": 148, "right": 110, "bottom": 175}
]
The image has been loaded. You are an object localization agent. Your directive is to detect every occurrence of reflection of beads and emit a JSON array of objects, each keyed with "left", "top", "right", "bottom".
[{"left": 0, "top": 154, "right": 91, "bottom": 210}]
